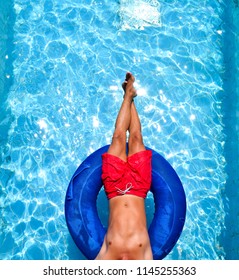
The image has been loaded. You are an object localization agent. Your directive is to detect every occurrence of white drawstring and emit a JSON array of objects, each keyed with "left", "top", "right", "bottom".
[{"left": 115, "top": 182, "right": 133, "bottom": 195}]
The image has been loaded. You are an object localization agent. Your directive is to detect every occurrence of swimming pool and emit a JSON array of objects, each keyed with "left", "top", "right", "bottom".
[{"left": 0, "top": 0, "right": 238, "bottom": 260}]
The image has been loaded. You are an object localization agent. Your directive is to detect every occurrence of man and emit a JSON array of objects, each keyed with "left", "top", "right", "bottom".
[{"left": 96, "top": 72, "right": 153, "bottom": 260}]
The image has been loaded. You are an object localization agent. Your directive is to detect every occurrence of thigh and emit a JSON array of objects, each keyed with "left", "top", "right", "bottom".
[
  {"left": 107, "top": 131, "right": 127, "bottom": 161},
  {"left": 128, "top": 132, "right": 146, "bottom": 156}
]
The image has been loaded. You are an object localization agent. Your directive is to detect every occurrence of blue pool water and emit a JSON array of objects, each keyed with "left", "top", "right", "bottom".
[{"left": 0, "top": 0, "right": 238, "bottom": 260}]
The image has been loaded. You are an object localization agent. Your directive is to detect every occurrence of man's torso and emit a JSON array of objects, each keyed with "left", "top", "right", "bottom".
[{"left": 96, "top": 195, "right": 153, "bottom": 260}]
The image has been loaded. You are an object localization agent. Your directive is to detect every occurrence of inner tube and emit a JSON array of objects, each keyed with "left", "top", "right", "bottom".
[{"left": 65, "top": 145, "right": 186, "bottom": 260}]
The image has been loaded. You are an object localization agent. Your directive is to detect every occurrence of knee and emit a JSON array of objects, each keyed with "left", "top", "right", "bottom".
[
  {"left": 112, "top": 129, "right": 126, "bottom": 144},
  {"left": 129, "top": 131, "right": 143, "bottom": 145}
]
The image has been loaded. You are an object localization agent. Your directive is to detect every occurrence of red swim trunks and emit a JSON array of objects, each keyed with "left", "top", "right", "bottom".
[{"left": 101, "top": 150, "right": 152, "bottom": 200}]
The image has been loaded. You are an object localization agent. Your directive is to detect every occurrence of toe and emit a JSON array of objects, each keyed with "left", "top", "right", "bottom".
[{"left": 125, "top": 72, "right": 131, "bottom": 81}]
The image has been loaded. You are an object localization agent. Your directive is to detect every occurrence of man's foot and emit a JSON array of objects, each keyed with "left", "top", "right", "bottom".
[{"left": 122, "top": 72, "right": 137, "bottom": 100}]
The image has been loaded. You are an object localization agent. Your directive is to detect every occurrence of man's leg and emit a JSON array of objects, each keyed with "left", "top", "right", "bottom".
[
  {"left": 107, "top": 73, "right": 136, "bottom": 161},
  {"left": 122, "top": 73, "right": 146, "bottom": 156},
  {"left": 128, "top": 101, "right": 146, "bottom": 156}
]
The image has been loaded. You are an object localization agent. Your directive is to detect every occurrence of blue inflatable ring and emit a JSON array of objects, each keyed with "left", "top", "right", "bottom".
[{"left": 65, "top": 145, "right": 186, "bottom": 260}]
